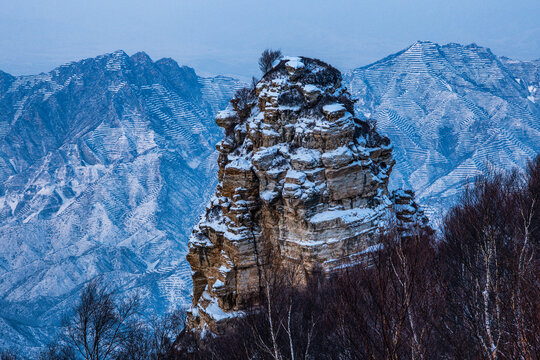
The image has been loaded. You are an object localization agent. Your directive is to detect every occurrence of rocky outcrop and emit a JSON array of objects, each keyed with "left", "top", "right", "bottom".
[
  {"left": 391, "top": 189, "right": 430, "bottom": 235},
  {"left": 186, "top": 56, "right": 426, "bottom": 331}
]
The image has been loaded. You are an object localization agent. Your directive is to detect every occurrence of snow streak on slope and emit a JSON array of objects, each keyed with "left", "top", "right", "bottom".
[
  {"left": 344, "top": 41, "right": 540, "bottom": 221},
  {"left": 0, "top": 51, "right": 242, "bottom": 353}
]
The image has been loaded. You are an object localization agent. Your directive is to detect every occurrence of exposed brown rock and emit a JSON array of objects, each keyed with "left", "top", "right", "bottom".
[{"left": 186, "top": 56, "right": 427, "bottom": 331}]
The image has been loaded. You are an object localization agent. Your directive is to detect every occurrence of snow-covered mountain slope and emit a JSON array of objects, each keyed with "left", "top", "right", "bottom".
[
  {"left": 0, "top": 51, "right": 242, "bottom": 352},
  {"left": 1, "top": 42, "right": 538, "bottom": 353},
  {"left": 344, "top": 41, "right": 540, "bottom": 220},
  {"left": 500, "top": 56, "right": 540, "bottom": 104}
]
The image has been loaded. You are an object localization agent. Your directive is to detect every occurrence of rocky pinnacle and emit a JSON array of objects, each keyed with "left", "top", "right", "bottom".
[{"left": 186, "top": 56, "right": 426, "bottom": 331}]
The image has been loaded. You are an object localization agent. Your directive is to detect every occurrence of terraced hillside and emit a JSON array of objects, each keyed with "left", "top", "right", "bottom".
[
  {"left": 344, "top": 41, "right": 540, "bottom": 221},
  {"left": 0, "top": 51, "right": 242, "bottom": 352},
  {"left": 1, "top": 42, "right": 538, "bottom": 353}
]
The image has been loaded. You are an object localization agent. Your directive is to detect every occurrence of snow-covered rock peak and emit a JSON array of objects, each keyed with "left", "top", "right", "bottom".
[{"left": 186, "top": 56, "right": 427, "bottom": 332}]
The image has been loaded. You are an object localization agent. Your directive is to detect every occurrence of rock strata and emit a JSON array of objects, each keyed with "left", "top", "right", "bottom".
[{"left": 186, "top": 56, "right": 426, "bottom": 331}]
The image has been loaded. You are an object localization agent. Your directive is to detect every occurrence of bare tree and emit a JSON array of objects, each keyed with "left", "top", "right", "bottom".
[
  {"left": 326, "top": 223, "right": 438, "bottom": 360},
  {"left": 40, "top": 281, "right": 186, "bottom": 360},
  {"left": 147, "top": 310, "right": 187, "bottom": 359},
  {"left": 198, "top": 250, "right": 323, "bottom": 360},
  {"left": 62, "top": 280, "right": 140, "bottom": 360},
  {"left": 168, "top": 156, "right": 540, "bottom": 360},
  {"left": 0, "top": 350, "right": 19, "bottom": 360},
  {"left": 114, "top": 322, "right": 151, "bottom": 360},
  {"left": 251, "top": 76, "right": 259, "bottom": 90},
  {"left": 439, "top": 156, "right": 540, "bottom": 359},
  {"left": 441, "top": 174, "right": 509, "bottom": 359},
  {"left": 259, "top": 49, "right": 282, "bottom": 74},
  {"left": 506, "top": 156, "right": 540, "bottom": 359},
  {"left": 38, "top": 341, "right": 76, "bottom": 360},
  {"left": 230, "top": 87, "right": 256, "bottom": 120}
]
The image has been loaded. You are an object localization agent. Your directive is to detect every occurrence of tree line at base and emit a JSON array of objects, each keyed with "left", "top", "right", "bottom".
[{"left": 2, "top": 155, "right": 539, "bottom": 360}]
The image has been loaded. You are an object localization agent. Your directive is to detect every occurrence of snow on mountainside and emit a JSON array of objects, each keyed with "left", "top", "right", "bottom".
[
  {"left": 1, "top": 42, "right": 539, "bottom": 353},
  {"left": 0, "top": 51, "right": 242, "bottom": 352},
  {"left": 500, "top": 56, "right": 540, "bottom": 104},
  {"left": 344, "top": 41, "right": 540, "bottom": 220}
]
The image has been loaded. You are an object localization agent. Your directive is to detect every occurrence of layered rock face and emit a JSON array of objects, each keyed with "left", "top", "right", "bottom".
[{"left": 187, "top": 56, "right": 425, "bottom": 330}]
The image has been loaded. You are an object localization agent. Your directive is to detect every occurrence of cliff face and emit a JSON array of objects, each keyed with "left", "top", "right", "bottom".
[{"left": 186, "top": 56, "right": 425, "bottom": 330}]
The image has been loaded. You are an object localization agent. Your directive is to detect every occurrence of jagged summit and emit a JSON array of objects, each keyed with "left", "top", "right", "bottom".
[
  {"left": 408, "top": 40, "right": 439, "bottom": 49},
  {"left": 186, "top": 56, "right": 426, "bottom": 331},
  {"left": 131, "top": 50, "right": 153, "bottom": 62},
  {"left": 370, "top": 41, "right": 496, "bottom": 62}
]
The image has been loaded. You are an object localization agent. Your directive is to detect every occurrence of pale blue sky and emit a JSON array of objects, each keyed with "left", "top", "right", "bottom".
[{"left": 1, "top": 0, "right": 539, "bottom": 78}]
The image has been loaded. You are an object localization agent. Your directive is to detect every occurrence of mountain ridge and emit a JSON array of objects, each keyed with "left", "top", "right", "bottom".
[
  {"left": 1, "top": 42, "right": 539, "bottom": 353},
  {"left": 344, "top": 41, "right": 540, "bottom": 220},
  {"left": 0, "top": 50, "right": 243, "bottom": 352}
]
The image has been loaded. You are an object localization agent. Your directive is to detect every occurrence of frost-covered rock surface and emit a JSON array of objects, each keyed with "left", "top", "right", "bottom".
[
  {"left": 345, "top": 41, "right": 540, "bottom": 221},
  {"left": 186, "top": 56, "right": 426, "bottom": 331},
  {"left": 0, "top": 51, "right": 242, "bottom": 352}
]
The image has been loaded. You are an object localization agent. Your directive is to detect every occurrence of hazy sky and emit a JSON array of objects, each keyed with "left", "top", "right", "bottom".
[{"left": 1, "top": 0, "right": 539, "bottom": 79}]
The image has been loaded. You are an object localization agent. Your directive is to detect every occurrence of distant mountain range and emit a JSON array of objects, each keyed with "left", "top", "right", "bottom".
[
  {"left": 0, "top": 42, "right": 539, "bottom": 352},
  {"left": 344, "top": 41, "right": 540, "bottom": 220},
  {"left": 0, "top": 50, "right": 242, "bottom": 352}
]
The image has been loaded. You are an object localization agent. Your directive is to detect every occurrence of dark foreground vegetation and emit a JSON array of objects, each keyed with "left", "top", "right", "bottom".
[
  {"left": 176, "top": 157, "right": 539, "bottom": 360},
  {"left": 2, "top": 156, "right": 539, "bottom": 359}
]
